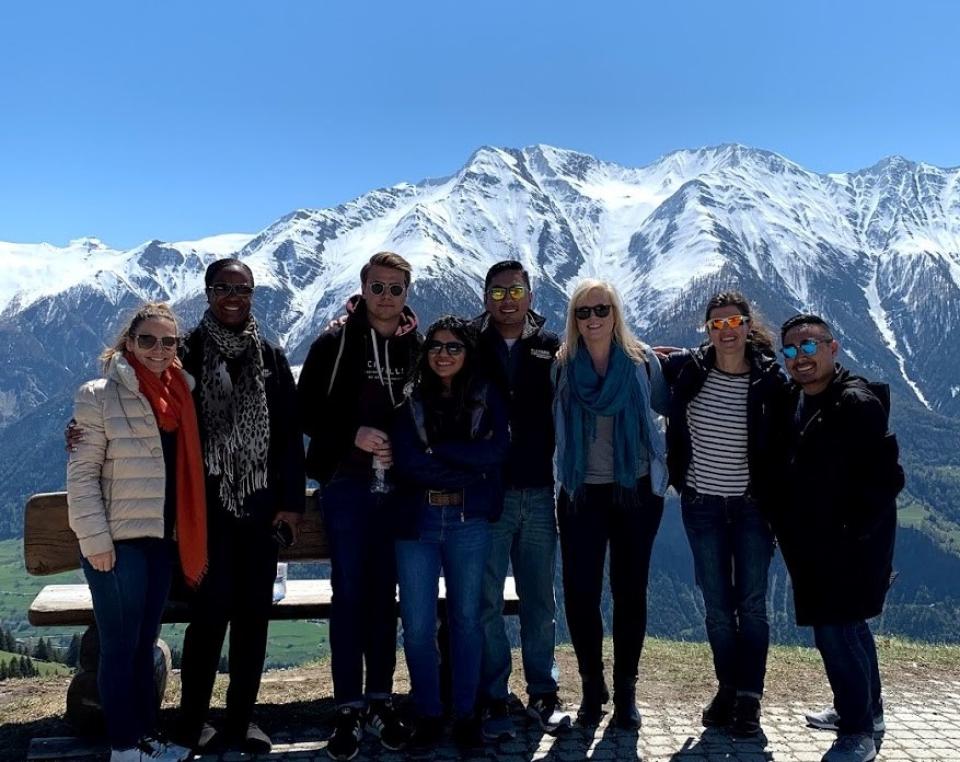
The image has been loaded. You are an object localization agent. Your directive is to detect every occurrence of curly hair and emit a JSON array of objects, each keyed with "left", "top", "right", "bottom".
[{"left": 703, "top": 291, "right": 776, "bottom": 354}]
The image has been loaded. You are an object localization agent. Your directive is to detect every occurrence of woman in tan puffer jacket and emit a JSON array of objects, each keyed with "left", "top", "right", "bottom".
[{"left": 67, "top": 302, "right": 206, "bottom": 762}]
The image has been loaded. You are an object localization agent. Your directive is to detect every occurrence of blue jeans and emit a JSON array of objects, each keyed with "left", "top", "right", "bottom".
[
  {"left": 396, "top": 507, "right": 490, "bottom": 719},
  {"left": 82, "top": 538, "right": 173, "bottom": 751},
  {"left": 323, "top": 476, "right": 398, "bottom": 707},
  {"left": 681, "top": 490, "right": 774, "bottom": 697},
  {"left": 814, "top": 621, "right": 882, "bottom": 735},
  {"left": 479, "top": 487, "right": 558, "bottom": 701}
]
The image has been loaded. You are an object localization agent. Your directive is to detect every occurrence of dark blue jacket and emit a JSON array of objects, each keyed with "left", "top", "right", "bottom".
[
  {"left": 391, "top": 379, "right": 510, "bottom": 539},
  {"left": 469, "top": 310, "right": 559, "bottom": 490},
  {"left": 771, "top": 367, "right": 904, "bottom": 626}
]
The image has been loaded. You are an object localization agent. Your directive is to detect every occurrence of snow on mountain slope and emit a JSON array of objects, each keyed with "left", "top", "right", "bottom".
[{"left": 1, "top": 143, "right": 959, "bottom": 424}]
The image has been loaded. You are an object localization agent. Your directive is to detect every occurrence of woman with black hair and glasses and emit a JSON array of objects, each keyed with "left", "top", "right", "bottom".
[
  {"left": 391, "top": 316, "right": 510, "bottom": 751},
  {"left": 553, "top": 279, "right": 669, "bottom": 729},
  {"left": 658, "top": 291, "right": 786, "bottom": 738}
]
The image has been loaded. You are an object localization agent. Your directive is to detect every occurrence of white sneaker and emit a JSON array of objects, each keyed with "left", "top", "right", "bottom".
[
  {"left": 806, "top": 706, "right": 885, "bottom": 733},
  {"left": 110, "top": 749, "right": 141, "bottom": 762},
  {"left": 140, "top": 737, "right": 193, "bottom": 761}
]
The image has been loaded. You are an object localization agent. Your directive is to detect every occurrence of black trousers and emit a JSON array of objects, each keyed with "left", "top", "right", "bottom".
[
  {"left": 558, "top": 478, "right": 663, "bottom": 685},
  {"left": 178, "top": 510, "right": 278, "bottom": 742}
]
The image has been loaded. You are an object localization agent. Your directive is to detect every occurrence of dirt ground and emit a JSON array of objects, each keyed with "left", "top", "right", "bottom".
[{"left": 1, "top": 637, "right": 957, "bottom": 760}]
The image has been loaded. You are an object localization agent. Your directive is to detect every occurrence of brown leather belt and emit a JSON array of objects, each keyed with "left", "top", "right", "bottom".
[{"left": 427, "top": 490, "right": 464, "bottom": 507}]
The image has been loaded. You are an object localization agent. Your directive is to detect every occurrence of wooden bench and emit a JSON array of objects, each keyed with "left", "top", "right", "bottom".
[
  {"left": 25, "top": 490, "right": 519, "bottom": 622},
  {"left": 23, "top": 490, "right": 520, "bottom": 729}
]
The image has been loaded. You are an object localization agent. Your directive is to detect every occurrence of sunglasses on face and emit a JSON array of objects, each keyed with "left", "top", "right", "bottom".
[
  {"left": 706, "top": 314, "right": 750, "bottom": 330},
  {"left": 574, "top": 304, "right": 612, "bottom": 320},
  {"left": 133, "top": 334, "right": 179, "bottom": 350},
  {"left": 208, "top": 283, "right": 254, "bottom": 298},
  {"left": 369, "top": 282, "right": 405, "bottom": 297},
  {"left": 425, "top": 340, "right": 466, "bottom": 356},
  {"left": 487, "top": 285, "right": 527, "bottom": 301},
  {"left": 781, "top": 338, "right": 832, "bottom": 359}
]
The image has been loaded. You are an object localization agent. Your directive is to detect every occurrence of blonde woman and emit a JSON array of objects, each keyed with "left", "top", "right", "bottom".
[
  {"left": 68, "top": 302, "right": 206, "bottom": 762},
  {"left": 553, "top": 279, "right": 669, "bottom": 728}
]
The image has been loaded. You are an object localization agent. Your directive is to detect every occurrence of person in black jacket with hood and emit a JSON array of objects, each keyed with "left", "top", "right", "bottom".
[
  {"left": 297, "top": 252, "right": 422, "bottom": 760},
  {"left": 660, "top": 291, "right": 787, "bottom": 737},
  {"left": 773, "top": 313, "right": 903, "bottom": 762}
]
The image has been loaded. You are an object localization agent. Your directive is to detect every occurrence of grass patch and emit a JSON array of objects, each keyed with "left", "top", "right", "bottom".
[{"left": 0, "top": 649, "right": 72, "bottom": 677}]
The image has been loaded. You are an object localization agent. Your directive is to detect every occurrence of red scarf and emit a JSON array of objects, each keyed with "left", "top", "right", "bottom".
[{"left": 126, "top": 352, "right": 208, "bottom": 588}]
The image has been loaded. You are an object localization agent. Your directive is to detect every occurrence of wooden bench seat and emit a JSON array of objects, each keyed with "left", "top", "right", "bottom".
[
  {"left": 29, "top": 577, "right": 520, "bottom": 627},
  {"left": 24, "top": 490, "right": 521, "bottom": 628}
]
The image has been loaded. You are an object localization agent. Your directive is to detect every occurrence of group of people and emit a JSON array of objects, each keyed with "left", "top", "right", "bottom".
[{"left": 65, "top": 252, "right": 903, "bottom": 762}]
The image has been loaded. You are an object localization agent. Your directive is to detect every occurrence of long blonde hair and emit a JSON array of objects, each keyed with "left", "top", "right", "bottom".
[
  {"left": 558, "top": 279, "right": 647, "bottom": 365},
  {"left": 100, "top": 302, "right": 179, "bottom": 372}
]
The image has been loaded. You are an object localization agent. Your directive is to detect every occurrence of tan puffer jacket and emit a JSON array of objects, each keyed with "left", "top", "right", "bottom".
[{"left": 67, "top": 354, "right": 194, "bottom": 558}]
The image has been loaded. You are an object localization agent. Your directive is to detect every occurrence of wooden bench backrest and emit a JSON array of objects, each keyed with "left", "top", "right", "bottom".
[{"left": 23, "top": 489, "right": 330, "bottom": 576}]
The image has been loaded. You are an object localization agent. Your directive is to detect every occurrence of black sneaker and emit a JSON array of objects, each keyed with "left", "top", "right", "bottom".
[
  {"left": 482, "top": 698, "right": 516, "bottom": 741},
  {"left": 702, "top": 686, "right": 736, "bottom": 728},
  {"left": 452, "top": 714, "right": 483, "bottom": 749},
  {"left": 408, "top": 715, "right": 445, "bottom": 751},
  {"left": 327, "top": 706, "right": 363, "bottom": 760},
  {"left": 527, "top": 693, "right": 571, "bottom": 733},
  {"left": 365, "top": 698, "right": 411, "bottom": 751},
  {"left": 732, "top": 696, "right": 762, "bottom": 737}
]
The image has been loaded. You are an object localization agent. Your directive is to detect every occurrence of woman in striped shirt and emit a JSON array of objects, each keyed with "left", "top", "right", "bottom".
[{"left": 660, "top": 291, "right": 787, "bottom": 738}]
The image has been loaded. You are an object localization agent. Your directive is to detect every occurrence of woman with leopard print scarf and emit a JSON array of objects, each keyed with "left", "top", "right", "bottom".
[{"left": 176, "top": 259, "right": 305, "bottom": 756}]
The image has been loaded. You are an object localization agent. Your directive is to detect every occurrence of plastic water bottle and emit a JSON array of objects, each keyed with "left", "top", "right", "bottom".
[
  {"left": 370, "top": 457, "right": 393, "bottom": 494},
  {"left": 273, "top": 562, "right": 288, "bottom": 603}
]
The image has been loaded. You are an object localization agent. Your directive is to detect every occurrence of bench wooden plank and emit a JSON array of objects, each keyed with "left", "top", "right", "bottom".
[
  {"left": 28, "top": 578, "right": 520, "bottom": 627},
  {"left": 24, "top": 490, "right": 329, "bottom": 576}
]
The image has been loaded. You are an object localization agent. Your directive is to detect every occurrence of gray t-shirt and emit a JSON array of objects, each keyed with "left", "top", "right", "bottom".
[{"left": 584, "top": 415, "right": 650, "bottom": 484}]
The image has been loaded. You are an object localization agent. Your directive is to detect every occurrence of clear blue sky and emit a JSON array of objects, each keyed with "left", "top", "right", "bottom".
[{"left": 1, "top": 0, "right": 958, "bottom": 249}]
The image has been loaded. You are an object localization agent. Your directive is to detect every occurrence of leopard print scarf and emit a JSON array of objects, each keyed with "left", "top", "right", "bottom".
[{"left": 198, "top": 310, "right": 270, "bottom": 517}]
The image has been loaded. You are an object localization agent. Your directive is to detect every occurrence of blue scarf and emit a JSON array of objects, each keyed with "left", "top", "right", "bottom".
[{"left": 560, "top": 343, "right": 644, "bottom": 492}]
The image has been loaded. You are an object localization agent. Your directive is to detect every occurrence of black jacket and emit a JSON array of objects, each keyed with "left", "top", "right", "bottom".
[
  {"left": 661, "top": 344, "right": 787, "bottom": 503},
  {"left": 469, "top": 310, "right": 559, "bottom": 490},
  {"left": 391, "top": 379, "right": 510, "bottom": 539},
  {"left": 298, "top": 297, "right": 422, "bottom": 484},
  {"left": 182, "top": 329, "right": 305, "bottom": 523},
  {"left": 770, "top": 366, "right": 905, "bottom": 626}
]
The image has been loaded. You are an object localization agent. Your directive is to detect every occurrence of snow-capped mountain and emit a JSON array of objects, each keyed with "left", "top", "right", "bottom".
[{"left": 2, "top": 143, "right": 958, "bottom": 433}]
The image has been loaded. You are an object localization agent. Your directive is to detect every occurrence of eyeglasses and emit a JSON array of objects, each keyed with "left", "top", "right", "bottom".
[
  {"left": 574, "top": 304, "right": 612, "bottom": 320},
  {"left": 133, "top": 334, "right": 179, "bottom": 350},
  {"left": 706, "top": 314, "right": 750, "bottom": 330},
  {"left": 369, "top": 282, "right": 405, "bottom": 297},
  {"left": 487, "top": 285, "right": 527, "bottom": 301},
  {"left": 781, "top": 338, "right": 833, "bottom": 359},
  {"left": 208, "top": 283, "right": 254, "bottom": 298},
  {"left": 425, "top": 340, "right": 466, "bottom": 356}
]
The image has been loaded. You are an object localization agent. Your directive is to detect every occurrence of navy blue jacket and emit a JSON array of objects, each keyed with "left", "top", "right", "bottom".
[
  {"left": 770, "top": 367, "right": 904, "bottom": 626},
  {"left": 391, "top": 379, "right": 510, "bottom": 539},
  {"left": 469, "top": 310, "right": 559, "bottom": 490}
]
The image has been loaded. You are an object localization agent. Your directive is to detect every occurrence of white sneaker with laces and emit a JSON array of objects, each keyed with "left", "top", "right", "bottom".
[
  {"left": 109, "top": 749, "right": 141, "bottom": 762},
  {"left": 805, "top": 706, "right": 885, "bottom": 733}
]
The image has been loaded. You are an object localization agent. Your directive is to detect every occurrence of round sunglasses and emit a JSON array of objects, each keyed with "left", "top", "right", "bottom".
[
  {"left": 487, "top": 285, "right": 527, "bottom": 301},
  {"left": 369, "top": 282, "right": 406, "bottom": 297}
]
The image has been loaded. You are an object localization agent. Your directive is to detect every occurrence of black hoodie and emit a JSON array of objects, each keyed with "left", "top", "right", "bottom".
[{"left": 298, "top": 296, "right": 422, "bottom": 484}]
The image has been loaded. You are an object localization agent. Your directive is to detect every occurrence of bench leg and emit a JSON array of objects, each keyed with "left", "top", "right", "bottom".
[{"left": 65, "top": 625, "right": 172, "bottom": 736}]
